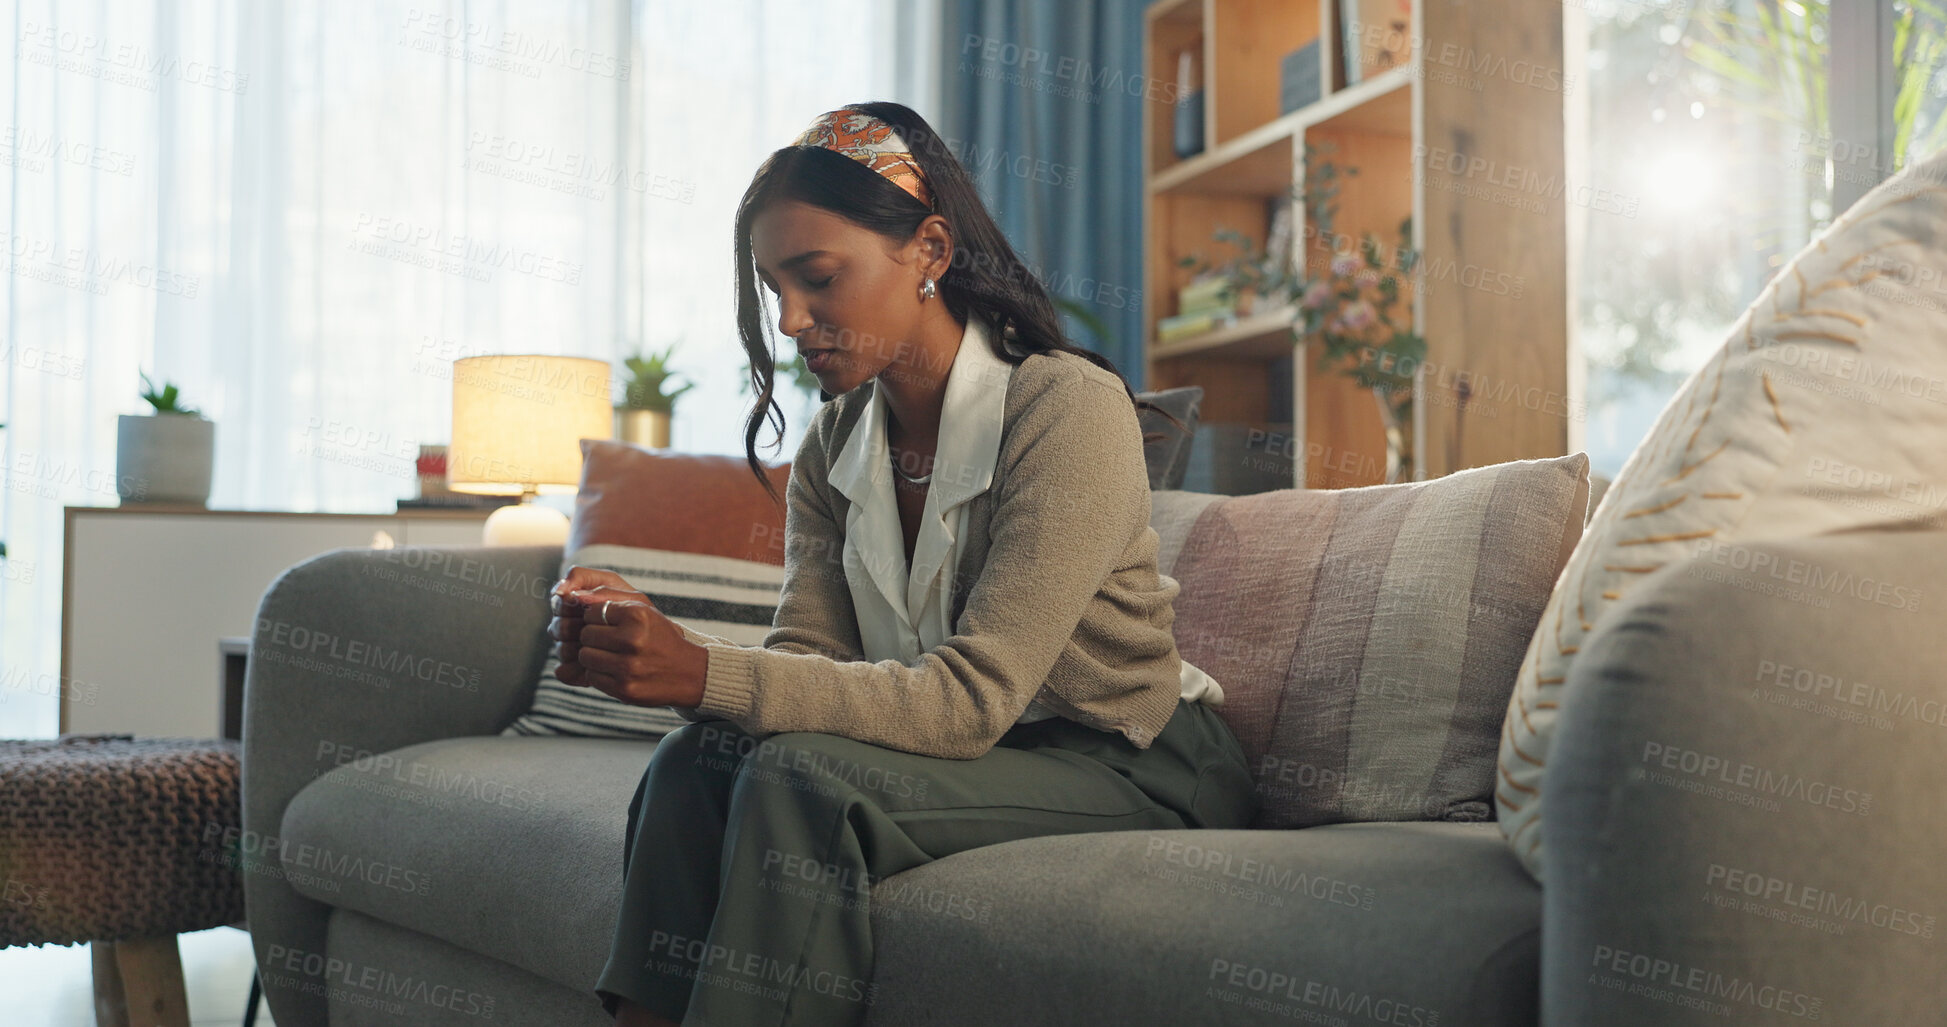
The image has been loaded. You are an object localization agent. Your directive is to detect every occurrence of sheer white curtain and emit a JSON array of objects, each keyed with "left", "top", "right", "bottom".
[
  {"left": 0, "top": 0, "right": 937, "bottom": 738},
  {"left": 626, "top": 0, "right": 941, "bottom": 455}
]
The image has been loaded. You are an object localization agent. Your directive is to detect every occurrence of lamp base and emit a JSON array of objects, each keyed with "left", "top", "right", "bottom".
[{"left": 481, "top": 500, "right": 570, "bottom": 547}]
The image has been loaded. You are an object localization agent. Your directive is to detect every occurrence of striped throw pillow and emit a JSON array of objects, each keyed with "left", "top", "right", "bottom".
[
  {"left": 1150, "top": 454, "right": 1589, "bottom": 830},
  {"left": 502, "top": 544, "right": 785, "bottom": 737}
]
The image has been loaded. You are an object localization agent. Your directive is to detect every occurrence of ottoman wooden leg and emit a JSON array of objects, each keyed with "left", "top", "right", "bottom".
[
  {"left": 92, "top": 936, "right": 191, "bottom": 1027},
  {"left": 92, "top": 941, "right": 131, "bottom": 1027}
]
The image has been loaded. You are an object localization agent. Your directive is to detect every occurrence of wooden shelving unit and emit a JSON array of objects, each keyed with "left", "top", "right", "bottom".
[{"left": 1143, "top": 0, "right": 1569, "bottom": 489}]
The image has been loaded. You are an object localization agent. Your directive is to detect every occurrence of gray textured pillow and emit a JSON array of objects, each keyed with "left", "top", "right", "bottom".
[{"left": 1136, "top": 386, "right": 1203, "bottom": 490}]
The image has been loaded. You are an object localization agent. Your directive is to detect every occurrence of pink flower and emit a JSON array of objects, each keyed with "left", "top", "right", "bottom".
[
  {"left": 1330, "top": 254, "right": 1361, "bottom": 278},
  {"left": 1299, "top": 280, "right": 1334, "bottom": 310},
  {"left": 1341, "top": 299, "right": 1378, "bottom": 332}
]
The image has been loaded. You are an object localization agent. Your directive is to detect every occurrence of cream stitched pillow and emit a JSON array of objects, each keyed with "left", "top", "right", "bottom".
[{"left": 1496, "top": 149, "right": 1947, "bottom": 880}]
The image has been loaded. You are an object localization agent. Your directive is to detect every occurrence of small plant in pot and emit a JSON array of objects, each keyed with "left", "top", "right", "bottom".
[
  {"left": 115, "top": 372, "right": 214, "bottom": 505},
  {"left": 615, "top": 344, "right": 695, "bottom": 449},
  {"left": 1176, "top": 150, "right": 1353, "bottom": 317}
]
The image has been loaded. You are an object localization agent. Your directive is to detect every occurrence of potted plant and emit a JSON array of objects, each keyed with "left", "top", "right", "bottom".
[
  {"left": 116, "top": 372, "right": 214, "bottom": 505},
  {"left": 1180, "top": 145, "right": 1425, "bottom": 482},
  {"left": 1177, "top": 219, "right": 1298, "bottom": 317},
  {"left": 1177, "top": 148, "right": 1356, "bottom": 317},
  {"left": 1297, "top": 216, "right": 1426, "bottom": 483},
  {"left": 739, "top": 349, "right": 829, "bottom": 425},
  {"left": 615, "top": 344, "right": 695, "bottom": 449}
]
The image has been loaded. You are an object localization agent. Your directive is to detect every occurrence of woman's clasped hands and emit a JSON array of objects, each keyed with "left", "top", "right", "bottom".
[{"left": 547, "top": 566, "right": 710, "bottom": 709}]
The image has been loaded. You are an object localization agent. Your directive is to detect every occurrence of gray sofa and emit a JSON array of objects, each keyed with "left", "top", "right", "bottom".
[{"left": 242, "top": 529, "right": 1945, "bottom": 1026}]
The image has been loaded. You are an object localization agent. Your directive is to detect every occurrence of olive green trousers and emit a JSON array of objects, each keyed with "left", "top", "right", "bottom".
[{"left": 593, "top": 698, "right": 1258, "bottom": 1026}]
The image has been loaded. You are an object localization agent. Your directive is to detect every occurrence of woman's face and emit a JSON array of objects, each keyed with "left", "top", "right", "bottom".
[{"left": 750, "top": 200, "right": 941, "bottom": 395}]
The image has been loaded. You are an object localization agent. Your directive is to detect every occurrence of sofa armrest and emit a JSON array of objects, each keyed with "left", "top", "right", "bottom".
[
  {"left": 1543, "top": 529, "right": 1943, "bottom": 1026},
  {"left": 241, "top": 543, "right": 561, "bottom": 1027}
]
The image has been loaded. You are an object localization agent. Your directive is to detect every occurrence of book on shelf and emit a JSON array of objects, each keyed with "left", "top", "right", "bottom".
[
  {"left": 395, "top": 494, "right": 521, "bottom": 511},
  {"left": 1157, "top": 309, "right": 1233, "bottom": 344},
  {"left": 1177, "top": 276, "right": 1234, "bottom": 317}
]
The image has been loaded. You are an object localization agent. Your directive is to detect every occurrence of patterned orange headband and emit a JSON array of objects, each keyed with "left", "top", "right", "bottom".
[{"left": 792, "top": 108, "right": 934, "bottom": 209}]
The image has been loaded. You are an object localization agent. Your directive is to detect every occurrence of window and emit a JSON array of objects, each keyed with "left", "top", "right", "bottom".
[
  {"left": 0, "top": 0, "right": 936, "bottom": 739},
  {"left": 1575, "top": 0, "right": 1945, "bottom": 477}
]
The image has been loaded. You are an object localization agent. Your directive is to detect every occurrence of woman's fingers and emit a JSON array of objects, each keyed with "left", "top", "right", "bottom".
[
  {"left": 552, "top": 565, "right": 631, "bottom": 598},
  {"left": 572, "top": 599, "right": 650, "bottom": 633},
  {"left": 554, "top": 657, "right": 620, "bottom": 697},
  {"left": 568, "top": 593, "right": 655, "bottom": 631},
  {"left": 573, "top": 644, "right": 630, "bottom": 677}
]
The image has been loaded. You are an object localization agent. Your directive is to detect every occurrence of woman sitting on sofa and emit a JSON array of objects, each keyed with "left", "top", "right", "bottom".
[{"left": 546, "top": 100, "right": 1259, "bottom": 1027}]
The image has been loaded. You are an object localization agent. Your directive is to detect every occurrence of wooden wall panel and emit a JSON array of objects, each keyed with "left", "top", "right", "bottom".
[{"left": 1415, "top": 0, "right": 1570, "bottom": 476}]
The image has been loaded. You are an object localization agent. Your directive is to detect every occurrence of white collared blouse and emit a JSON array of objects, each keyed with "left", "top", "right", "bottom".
[{"left": 825, "top": 316, "right": 1223, "bottom": 728}]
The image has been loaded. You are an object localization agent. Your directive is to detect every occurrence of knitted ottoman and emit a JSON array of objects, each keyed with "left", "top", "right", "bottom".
[{"left": 0, "top": 735, "right": 245, "bottom": 1027}]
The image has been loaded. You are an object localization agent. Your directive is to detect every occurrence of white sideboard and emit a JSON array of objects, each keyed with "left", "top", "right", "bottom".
[{"left": 62, "top": 505, "right": 502, "bottom": 738}]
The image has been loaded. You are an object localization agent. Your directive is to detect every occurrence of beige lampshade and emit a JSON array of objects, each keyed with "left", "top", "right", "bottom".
[{"left": 449, "top": 354, "right": 612, "bottom": 495}]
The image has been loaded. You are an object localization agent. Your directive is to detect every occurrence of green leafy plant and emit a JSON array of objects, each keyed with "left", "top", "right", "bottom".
[
  {"left": 618, "top": 344, "right": 696, "bottom": 412},
  {"left": 1293, "top": 141, "right": 1425, "bottom": 413},
  {"left": 1298, "top": 216, "right": 1426, "bottom": 435},
  {"left": 740, "top": 350, "right": 823, "bottom": 399},
  {"left": 1175, "top": 143, "right": 1359, "bottom": 310},
  {"left": 1680, "top": 0, "right": 1947, "bottom": 225},
  {"left": 139, "top": 371, "right": 200, "bottom": 416},
  {"left": 1172, "top": 144, "right": 1426, "bottom": 480},
  {"left": 1175, "top": 203, "right": 1301, "bottom": 310},
  {"left": 1892, "top": 3, "right": 1947, "bottom": 163}
]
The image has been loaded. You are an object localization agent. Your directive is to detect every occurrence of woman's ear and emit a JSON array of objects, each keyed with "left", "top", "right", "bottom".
[{"left": 914, "top": 214, "right": 954, "bottom": 283}]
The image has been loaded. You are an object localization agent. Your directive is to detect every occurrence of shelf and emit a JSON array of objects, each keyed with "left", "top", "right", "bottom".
[
  {"left": 1142, "top": 0, "right": 1568, "bottom": 486},
  {"left": 1151, "top": 65, "right": 1414, "bottom": 196},
  {"left": 1152, "top": 117, "right": 1298, "bottom": 196},
  {"left": 1152, "top": 305, "right": 1298, "bottom": 361},
  {"left": 1145, "top": 0, "right": 1200, "bottom": 27},
  {"left": 1144, "top": 0, "right": 1205, "bottom": 180},
  {"left": 1308, "top": 64, "right": 1412, "bottom": 135}
]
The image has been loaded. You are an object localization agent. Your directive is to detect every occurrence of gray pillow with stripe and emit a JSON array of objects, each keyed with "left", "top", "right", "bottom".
[
  {"left": 502, "top": 543, "right": 784, "bottom": 738},
  {"left": 1150, "top": 454, "right": 1590, "bottom": 829}
]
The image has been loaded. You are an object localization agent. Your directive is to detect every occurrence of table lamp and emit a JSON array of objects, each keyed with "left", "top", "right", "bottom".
[{"left": 449, "top": 354, "right": 612, "bottom": 546}]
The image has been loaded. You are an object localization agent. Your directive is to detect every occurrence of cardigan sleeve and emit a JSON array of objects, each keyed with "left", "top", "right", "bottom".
[
  {"left": 687, "top": 370, "right": 1157, "bottom": 759},
  {"left": 666, "top": 406, "right": 866, "bottom": 725}
]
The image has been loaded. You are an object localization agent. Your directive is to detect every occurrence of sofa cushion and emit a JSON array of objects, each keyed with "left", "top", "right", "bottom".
[
  {"left": 279, "top": 736, "right": 656, "bottom": 993},
  {"left": 1495, "top": 146, "right": 1947, "bottom": 881},
  {"left": 1150, "top": 456, "right": 1589, "bottom": 829},
  {"left": 503, "top": 440, "right": 792, "bottom": 738},
  {"left": 564, "top": 439, "right": 793, "bottom": 560},
  {"left": 859, "top": 822, "right": 1539, "bottom": 1027},
  {"left": 1136, "top": 385, "right": 1204, "bottom": 490},
  {"left": 322, "top": 907, "right": 612, "bottom": 1026},
  {"left": 286, "top": 740, "right": 1537, "bottom": 1025}
]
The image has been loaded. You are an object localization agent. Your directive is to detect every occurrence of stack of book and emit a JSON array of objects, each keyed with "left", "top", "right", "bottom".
[{"left": 1157, "top": 277, "right": 1237, "bottom": 344}]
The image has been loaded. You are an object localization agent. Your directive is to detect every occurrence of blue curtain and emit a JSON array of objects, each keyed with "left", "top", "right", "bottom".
[{"left": 937, "top": 0, "right": 1153, "bottom": 388}]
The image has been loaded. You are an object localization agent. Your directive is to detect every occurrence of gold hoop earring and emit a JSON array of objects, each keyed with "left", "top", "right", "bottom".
[{"left": 919, "top": 277, "right": 937, "bottom": 302}]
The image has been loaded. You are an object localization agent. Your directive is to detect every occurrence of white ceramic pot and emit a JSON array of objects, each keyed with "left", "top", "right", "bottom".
[{"left": 116, "top": 413, "right": 214, "bottom": 504}]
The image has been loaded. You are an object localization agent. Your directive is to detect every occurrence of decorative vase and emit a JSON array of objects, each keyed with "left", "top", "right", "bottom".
[
  {"left": 615, "top": 407, "right": 671, "bottom": 449},
  {"left": 1373, "top": 389, "right": 1414, "bottom": 484},
  {"left": 115, "top": 413, "right": 214, "bottom": 504}
]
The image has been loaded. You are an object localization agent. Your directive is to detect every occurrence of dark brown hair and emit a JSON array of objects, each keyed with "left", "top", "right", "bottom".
[{"left": 733, "top": 100, "right": 1184, "bottom": 507}]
